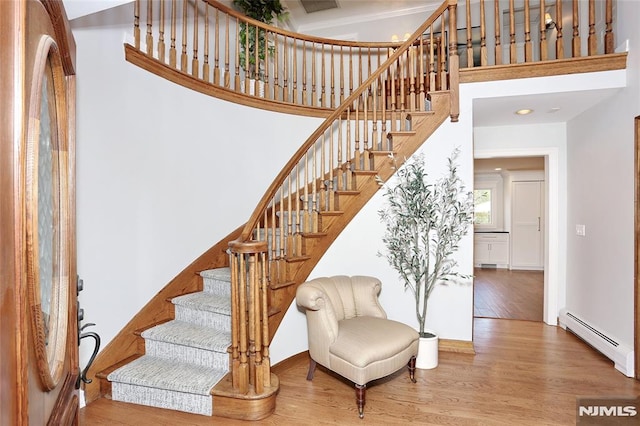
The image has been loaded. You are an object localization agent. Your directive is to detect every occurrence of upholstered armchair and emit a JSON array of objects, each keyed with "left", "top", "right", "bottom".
[{"left": 296, "top": 275, "right": 419, "bottom": 418}]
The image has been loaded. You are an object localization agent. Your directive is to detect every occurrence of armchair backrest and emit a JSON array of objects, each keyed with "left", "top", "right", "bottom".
[{"left": 296, "top": 276, "right": 387, "bottom": 365}]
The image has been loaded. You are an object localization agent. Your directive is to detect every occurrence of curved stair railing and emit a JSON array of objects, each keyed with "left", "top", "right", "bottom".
[
  {"left": 129, "top": 0, "right": 416, "bottom": 114},
  {"left": 226, "top": 0, "right": 459, "bottom": 397},
  {"left": 128, "top": 0, "right": 620, "bottom": 115}
]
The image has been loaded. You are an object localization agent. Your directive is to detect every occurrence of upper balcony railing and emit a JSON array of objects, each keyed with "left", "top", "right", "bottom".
[{"left": 129, "top": 0, "right": 620, "bottom": 114}]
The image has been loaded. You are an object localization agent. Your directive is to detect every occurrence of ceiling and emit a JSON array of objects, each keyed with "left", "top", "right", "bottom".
[{"left": 62, "top": 0, "right": 621, "bottom": 128}]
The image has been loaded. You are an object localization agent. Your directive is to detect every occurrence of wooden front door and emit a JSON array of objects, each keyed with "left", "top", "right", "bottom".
[{"left": 0, "top": 1, "right": 79, "bottom": 424}]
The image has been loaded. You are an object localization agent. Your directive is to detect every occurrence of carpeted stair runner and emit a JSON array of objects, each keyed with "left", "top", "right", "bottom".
[{"left": 107, "top": 267, "right": 232, "bottom": 415}]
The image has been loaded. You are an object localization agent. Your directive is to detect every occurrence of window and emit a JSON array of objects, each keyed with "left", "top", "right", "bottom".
[
  {"left": 474, "top": 173, "right": 503, "bottom": 230},
  {"left": 474, "top": 189, "right": 492, "bottom": 225}
]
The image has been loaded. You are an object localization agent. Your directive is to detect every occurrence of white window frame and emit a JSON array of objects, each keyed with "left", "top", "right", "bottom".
[{"left": 474, "top": 173, "right": 504, "bottom": 231}]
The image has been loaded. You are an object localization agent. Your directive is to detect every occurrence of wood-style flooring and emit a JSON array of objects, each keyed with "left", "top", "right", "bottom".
[
  {"left": 79, "top": 318, "right": 640, "bottom": 425},
  {"left": 474, "top": 267, "right": 544, "bottom": 321}
]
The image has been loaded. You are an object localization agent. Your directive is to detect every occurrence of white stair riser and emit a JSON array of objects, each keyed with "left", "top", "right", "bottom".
[
  {"left": 145, "top": 340, "right": 229, "bottom": 370},
  {"left": 175, "top": 306, "right": 231, "bottom": 331},
  {"left": 112, "top": 382, "right": 212, "bottom": 416},
  {"left": 202, "top": 278, "right": 231, "bottom": 296}
]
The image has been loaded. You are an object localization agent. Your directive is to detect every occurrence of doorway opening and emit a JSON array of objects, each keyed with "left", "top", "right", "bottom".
[{"left": 473, "top": 148, "right": 561, "bottom": 327}]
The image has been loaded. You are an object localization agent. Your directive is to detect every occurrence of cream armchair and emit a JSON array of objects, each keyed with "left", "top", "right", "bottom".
[{"left": 296, "top": 276, "right": 419, "bottom": 418}]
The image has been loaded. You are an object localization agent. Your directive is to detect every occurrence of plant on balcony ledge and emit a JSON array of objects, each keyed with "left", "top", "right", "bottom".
[{"left": 233, "top": 0, "right": 288, "bottom": 81}]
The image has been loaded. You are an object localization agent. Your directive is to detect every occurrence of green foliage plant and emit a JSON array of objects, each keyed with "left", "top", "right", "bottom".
[
  {"left": 378, "top": 149, "right": 474, "bottom": 338},
  {"left": 233, "top": 0, "right": 288, "bottom": 79}
]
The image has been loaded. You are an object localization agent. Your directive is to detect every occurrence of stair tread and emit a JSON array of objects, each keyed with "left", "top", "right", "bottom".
[
  {"left": 108, "top": 355, "right": 226, "bottom": 395},
  {"left": 172, "top": 291, "right": 231, "bottom": 314},
  {"left": 142, "top": 320, "right": 230, "bottom": 352},
  {"left": 199, "top": 267, "right": 231, "bottom": 282}
]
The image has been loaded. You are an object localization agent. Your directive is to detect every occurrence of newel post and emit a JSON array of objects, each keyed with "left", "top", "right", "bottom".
[
  {"left": 228, "top": 239, "right": 271, "bottom": 395},
  {"left": 447, "top": 0, "right": 459, "bottom": 122}
]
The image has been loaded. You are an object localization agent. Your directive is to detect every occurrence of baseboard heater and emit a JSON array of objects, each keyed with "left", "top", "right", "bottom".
[{"left": 559, "top": 309, "right": 634, "bottom": 377}]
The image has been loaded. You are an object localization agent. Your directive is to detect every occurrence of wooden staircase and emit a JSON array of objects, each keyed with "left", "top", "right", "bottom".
[{"left": 84, "top": 0, "right": 460, "bottom": 420}]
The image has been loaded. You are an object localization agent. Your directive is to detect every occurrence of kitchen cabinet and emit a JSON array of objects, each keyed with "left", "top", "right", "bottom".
[{"left": 474, "top": 232, "right": 510, "bottom": 268}]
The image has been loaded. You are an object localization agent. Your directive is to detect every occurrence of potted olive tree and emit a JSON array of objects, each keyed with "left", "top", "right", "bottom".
[
  {"left": 378, "top": 149, "right": 474, "bottom": 369},
  {"left": 233, "top": 0, "right": 287, "bottom": 94}
]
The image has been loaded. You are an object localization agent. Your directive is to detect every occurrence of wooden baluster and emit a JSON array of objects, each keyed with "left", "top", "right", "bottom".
[
  {"left": 252, "top": 252, "right": 263, "bottom": 394},
  {"left": 330, "top": 46, "right": 335, "bottom": 108},
  {"left": 319, "top": 135, "right": 326, "bottom": 212},
  {"left": 273, "top": 34, "right": 279, "bottom": 100},
  {"left": 158, "top": 1, "right": 165, "bottom": 62},
  {"left": 339, "top": 47, "right": 345, "bottom": 105},
  {"left": 409, "top": 46, "right": 416, "bottom": 112},
  {"left": 381, "top": 71, "right": 387, "bottom": 148},
  {"left": 203, "top": 5, "right": 209, "bottom": 81},
  {"left": 311, "top": 143, "right": 319, "bottom": 231},
  {"left": 170, "top": 0, "right": 177, "bottom": 67},
  {"left": 295, "top": 163, "right": 302, "bottom": 254},
  {"left": 328, "top": 127, "right": 335, "bottom": 211},
  {"left": 399, "top": 50, "right": 405, "bottom": 126},
  {"left": 134, "top": 0, "right": 140, "bottom": 49},
  {"left": 283, "top": 36, "right": 289, "bottom": 103},
  {"left": 293, "top": 38, "right": 298, "bottom": 104},
  {"left": 337, "top": 117, "right": 344, "bottom": 190},
  {"left": 390, "top": 56, "right": 397, "bottom": 132},
  {"left": 181, "top": 0, "right": 188, "bottom": 72},
  {"left": 259, "top": 253, "right": 271, "bottom": 388},
  {"left": 480, "top": 0, "right": 487, "bottom": 66},
  {"left": 372, "top": 80, "right": 379, "bottom": 150},
  {"left": 311, "top": 43, "right": 317, "bottom": 107},
  {"left": 465, "top": 0, "right": 473, "bottom": 67},
  {"left": 494, "top": 0, "right": 502, "bottom": 65},
  {"left": 345, "top": 110, "right": 353, "bottom": 190},
  {"left": 439, "top": 14, "right": 447, "bottom": 89},
  {"left": 303, "top": 152, "right": 310, "bottom": 233},
  {"left": 539, "top": 0, "right": 548, "bottom": 62},
  {"left": 192, "top": 0, "right": 199, "bottom": 78},
  {"left": 251, "top": 25, "right": 257, "bottom": 93},
  {"left": 358, "top": 47, "right": 363, "bottom": 99},
  {"left": 417, "top": 39, "right": 425, "bottom": 112},
  {"left": 229, "top": 250, "right": 240, "bottom": 391},
  {"left": 264, "top": 31, "right": 270, "bottom": 99},
  {"left": 286, "top": 173, "right": 293, "bottom": 259},
  {"left": 588, "top": 0, "right": 596, "bottom": 56},
  {"left": 429, "top": 29, "right": 436, "bottom": 92},
  {"left": 605, "top": 0, "right": 614, "bottom": 54},
  {"left": 247, "top": 251, "right": 256, "bottom": 389},
  {"left": 572, "top": 0, "right": 581, "bottom": 57},
  {"left": 214, "top": 9, "right": 220, "bottom": 84},
  {"left": 354, "top": 100, "right": 361, "bottom": 170},
  {"left": 367, "top": 48, "right": 372, "bottom": 110},
  {"left": 321, "top": 44, "right": 326, "bottom": 107},
  {"left": 509, "top": 0, "right": 516, "bottom": 64},
  {"left": 524, "top": 0, "right": 532, "bottom": 62},
  {"left": 350, "top": 48, "right": 355, "bottom": 105},
  {"left": 302, "top": 41, "right": 307, "bottom": 105},
  {"left": 237, "top": 251, "right": 249, "bottom": 393},
  {"left": 556, "top": 0, "right": 564, "bottom": 59},
  {"left": 278, "top": 187, "right": 284, "bottom": 260},
  {"left": 448, "top": 0, "right": 459, "bottom": 122},
  {"left": 362, "top": 93, "right": 370, "bottom": 170},
  {"left": 235, "top": 20, "right": 240, "bottom": 91},
  {"left": 224, "top": 14, "right": 230, "bottom": 88}
]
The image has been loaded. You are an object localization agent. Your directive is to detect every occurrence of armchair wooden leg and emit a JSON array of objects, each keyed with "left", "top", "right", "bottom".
[
  {"left": 355, "top": 384, "right": 366, "bottom": 419},
  {"left": 306, "top": 358, "right": 317, "bottom": 381},
  {"left": 408, "top": 355, "right": 417, "bottom": 383}
]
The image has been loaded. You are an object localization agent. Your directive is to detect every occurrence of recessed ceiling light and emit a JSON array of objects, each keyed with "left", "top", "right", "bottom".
[
  {"left": 494, "top": 167, "right": 502, "bottom": 171},
  {"left": 515, "top": 109, "right": 534, "bottom": 115},
  {"left": 548, "top": 107, "right": 561, "bottom": 113}
]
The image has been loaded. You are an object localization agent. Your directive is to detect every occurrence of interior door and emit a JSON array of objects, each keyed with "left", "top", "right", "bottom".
[
  {"left": 0, "top": 1, "right": 79, "bottom": 424},
  {"left": 511, "top": 180, "right": 544, "bottom": 270}
]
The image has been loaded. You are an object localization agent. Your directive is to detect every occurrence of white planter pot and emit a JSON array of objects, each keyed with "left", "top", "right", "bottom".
[{"left": 415, "top": 333, "right": 438, "bottom": 369}]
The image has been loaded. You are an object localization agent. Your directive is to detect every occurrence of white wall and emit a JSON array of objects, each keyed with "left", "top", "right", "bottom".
[
  {"left": 73, "top": 4, "right": 322, "bottom": 367},
  {"left": 563, "top": 0, "right": 640, "bottom": 350}
]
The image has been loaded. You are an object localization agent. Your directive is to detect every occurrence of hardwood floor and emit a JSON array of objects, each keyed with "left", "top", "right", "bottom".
[
  {"left": 474, "top": 267, "right": 544, "bottom": 321},
  {"left": 79, "top": 318, "right": 640, "bottom": 425}
]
